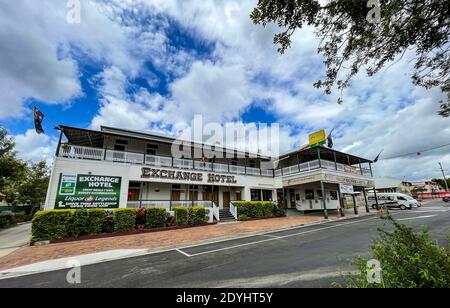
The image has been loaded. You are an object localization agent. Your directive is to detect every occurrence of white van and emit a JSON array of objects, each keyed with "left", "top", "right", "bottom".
[{"left": 367, "top": 193, "right": 421, "bottom": 210}]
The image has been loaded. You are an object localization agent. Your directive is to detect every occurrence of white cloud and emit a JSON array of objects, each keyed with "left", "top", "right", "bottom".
[{"left": 13, "top": 129, "right": 56, "bottom": 165}]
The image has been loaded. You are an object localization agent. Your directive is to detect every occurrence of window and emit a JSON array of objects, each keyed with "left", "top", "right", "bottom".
[
  {"left": 114, "top": 144, "right": 126, "bottom": 152},
  {"left": 397, "top": 196, "right": 407, "bottom": 201},
  {"left": 249, "top": 160, "right": 256, "bottom": 168},
  {"left": 295, "top": 193, "right": 301, "bottom": 201},
  {"left": 146, "top": 144, "right": 158, "bottom": 155},
  {"left": 305, "top": 190, "right": 314, "bottom": 200},
  {"left": 317, "top": 190, "right": 324, "bottom": 200},
  {"left": 251, "top": 189, "right": 261, "bottom": 201},
  {"left": 330, "top": 191, "right": 338, "bottom": 200},
  {"left": 262, "top": 190, "right": 273, "bottom": 201},
  {"left": 115, "top": 139, "right": 128, "bottom": 145}
]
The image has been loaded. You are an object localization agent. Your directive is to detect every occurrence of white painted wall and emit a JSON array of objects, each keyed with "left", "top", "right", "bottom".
[{"left": 287, "top": 183, "right": 340, "bottom": 211}]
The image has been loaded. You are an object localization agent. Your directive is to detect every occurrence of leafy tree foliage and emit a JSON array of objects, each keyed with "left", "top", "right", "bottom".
[
  {"left": 0, "top": 126, "right": 49, "bottom": 211},
  {"left": 251, "top": 0, "right": 450, "bottom": 116}
]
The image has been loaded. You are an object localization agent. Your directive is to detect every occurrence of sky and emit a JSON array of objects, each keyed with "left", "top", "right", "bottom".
[{"left": 0, "top": 0, "right": 449, "bottom": 181}]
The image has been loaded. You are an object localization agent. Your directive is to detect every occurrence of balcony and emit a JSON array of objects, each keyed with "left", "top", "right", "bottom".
[
  {"left": 58, "top": 144, "right": 275, "bottom": 177},
  {"left": 275, "top": 159, "right": 372, "bottom": 178}
]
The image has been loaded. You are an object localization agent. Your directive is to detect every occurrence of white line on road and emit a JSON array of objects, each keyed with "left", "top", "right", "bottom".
[
  {"left": 179, "top": 217, "right": 377, "bottom": 257},
  {"left": 175, "top": 249, "right": 192, "bottom": 257},
  {"left": 397, "top": 215, "right": 436, "bottom": 221}
]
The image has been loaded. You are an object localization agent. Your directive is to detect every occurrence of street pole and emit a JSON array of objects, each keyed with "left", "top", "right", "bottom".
[{"left": 438, "top": 162, "right": 449, "bottom": 192}]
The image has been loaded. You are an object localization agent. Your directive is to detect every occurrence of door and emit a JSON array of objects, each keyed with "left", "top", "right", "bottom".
[
  {"left": 236, "top": 191, "right": 242, "bottom": 201},
  {"left": 223, "top": 192, "right": 230, "bottom": 209},
  {"left": 290, "top": 190, "right": 296, "bottom": 209},
  {"left": 171, "top": 190, "right": 181, "bottom": 201}
]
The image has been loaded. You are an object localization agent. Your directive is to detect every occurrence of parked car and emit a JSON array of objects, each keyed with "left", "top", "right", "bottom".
[
  {"left": 368, "top": 193, "right": 420, "bottom": 210},
  {"left": 443, "top": 196, "right": 450, "bottom": 203}
]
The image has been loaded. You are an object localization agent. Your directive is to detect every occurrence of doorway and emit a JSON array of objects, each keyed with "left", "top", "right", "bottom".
[{"left": 223, "top": 192, "right": 230, "bottom": 208}]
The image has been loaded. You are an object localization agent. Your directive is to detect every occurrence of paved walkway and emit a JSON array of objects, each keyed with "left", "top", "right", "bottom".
[
  {"left": 0, "top": 223, "right": 31, "bottom": 258},
  {"left": 0, "top": 210, "right": 374, "bottom": 271}
]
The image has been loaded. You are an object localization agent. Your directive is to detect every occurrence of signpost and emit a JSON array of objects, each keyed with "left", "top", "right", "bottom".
[{"left": 55, "top": 174, "right": 122, "bottom": 209}]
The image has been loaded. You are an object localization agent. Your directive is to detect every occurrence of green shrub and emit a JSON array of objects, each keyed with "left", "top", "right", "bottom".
[
  {"left": 190, "top": 206, "right": 207, "bottom": 225},
  {"left": 0, "top": 212, "right": 16, "bottom": 229},
  {"left": 173, "top": 206, "right": 189, "bottom": 225},
  {"left": 103, "top": 211, "right": 115, "bottom": 233},
  {"left": 273, "top": 206, "right": 286, "bottom": 217},
  {"left": 234, "top": 201, "right": 275, "bottom": 219},
  {"left": 87, "top": 209, "right": 107, "bottom": 235},
  {"left": 341, "top": 215, "right": 450, "bottom": 288},
  {"left": 31, "top": 210, "right": 74, "bottom": 242},
  {"left": 113, "top": 208, "right": 136, "bottom": 232},
  {"left": 68, "top": 209, "right": 90, "bottom": 237},
  {"left": 146, "top": 207, "right": 167, "bottom": 228}
]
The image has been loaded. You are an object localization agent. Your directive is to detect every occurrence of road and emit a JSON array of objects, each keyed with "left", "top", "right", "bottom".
[
  {"left": 0, "top": 223, "right": 31, "bottom": 258},
  {"left": 0, "top": 201, "right": 449, "bottom": 288}
]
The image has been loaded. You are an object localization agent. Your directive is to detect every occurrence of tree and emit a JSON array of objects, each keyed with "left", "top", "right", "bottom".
[
  {"left": 17, "top": 161, "right": 49, "bottom": 212},
  {"left": 251, "top": 0, "right": 450, "bottom": 116},
  {"left": 0, "top": 126, "right": 49, "bottom": 211},
  {"left": 0, "top": 126, "right": 26, "bottom": 199}
]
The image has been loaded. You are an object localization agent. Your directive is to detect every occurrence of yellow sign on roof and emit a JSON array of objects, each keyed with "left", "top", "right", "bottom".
[{"left": 309, "top": 130, "right": 326, "bottom": 147}]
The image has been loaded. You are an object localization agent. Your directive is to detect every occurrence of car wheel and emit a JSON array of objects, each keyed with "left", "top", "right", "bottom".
[
  {"left": 400, "top": 205, "right": 407, "bottom": 210},
  {"left": 417, "top": 203, "right": 422, "bottom": 207}
]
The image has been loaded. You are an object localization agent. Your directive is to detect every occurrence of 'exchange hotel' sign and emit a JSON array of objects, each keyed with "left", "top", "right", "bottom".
[{"left": 141, "top": 167, "right": 238, "bottom": 184}]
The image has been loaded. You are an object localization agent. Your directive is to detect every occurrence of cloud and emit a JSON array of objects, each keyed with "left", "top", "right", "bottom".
[
  {"left": 13, "top": 129, "right": 56, "bottom": 165},
  {"left": 0, "top": 0, "right": 137, "bottom": 119}
]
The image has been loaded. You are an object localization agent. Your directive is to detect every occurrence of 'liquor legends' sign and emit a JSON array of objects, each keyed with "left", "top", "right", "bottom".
[
  {"left": 141, "top": 167, "right": 237, "bottom": 184},
  {"left": 55, "top": 174, "right": 121, "bottom": 209}
]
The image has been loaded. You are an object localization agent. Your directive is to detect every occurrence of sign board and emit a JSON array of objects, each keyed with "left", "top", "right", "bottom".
[
  {"left": 55, "top": 174, "right": 121, "bottom": 209},
  {"left": 309, "top": 130, "right": 326, "bottom": 147},
  {"left": 339, "top": 184, "right": 354, "bottom": 194}
]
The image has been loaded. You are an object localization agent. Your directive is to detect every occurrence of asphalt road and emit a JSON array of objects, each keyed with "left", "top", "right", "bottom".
[
  {"left": 1, "top": 201, "right": 449, "bottom": 288},
  {"left": 0, "top": 223, "right": 31, "bottom": 258}
]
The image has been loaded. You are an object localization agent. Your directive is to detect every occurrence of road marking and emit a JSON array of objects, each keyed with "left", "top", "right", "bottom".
[
  {"left": 397, "top": 215, "right": 436, "bottom": 221},
  {"left": 262, "top": 234, "right": 282, "bottom": 239},
  {"left": 175, "top": 249, "right": 192, "bottom": 257},
  {"left": 182, "top": 217, "right": 377, "bottom": 257}
]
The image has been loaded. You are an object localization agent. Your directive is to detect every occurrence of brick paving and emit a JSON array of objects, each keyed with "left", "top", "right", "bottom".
[{"left": 0, "top": 210, "right": 374, "bottom": 271}]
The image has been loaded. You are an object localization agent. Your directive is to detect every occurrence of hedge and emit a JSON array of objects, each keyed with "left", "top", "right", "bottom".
[
  {"left": 146, "top": 207, "right": 167, "bottom": 228},
  {"left": 113, "top": 208, "right": 136, "bottom": 232},
  {"left": 87, "top": 209, "right": 107, "bottom": 235},
  {"left": 0, "top": 212, "right": 16, "bottom": 229},
  {"left": 173, "top": 206, "right": 189, "bottom": 225},
  {"left": 31, "top": 210, "right": 74, "bottom": 242},
  {"left": 233, "top": 201, "right": 281, "bottom": 220},
  {"left": 190, "top": 206, "right": 207, "bottom": 225}
]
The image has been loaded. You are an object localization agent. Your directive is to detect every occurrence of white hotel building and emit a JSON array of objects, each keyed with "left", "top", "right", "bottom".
[{"left": 45, "top": 125, "right": 376, "bottom": 220}]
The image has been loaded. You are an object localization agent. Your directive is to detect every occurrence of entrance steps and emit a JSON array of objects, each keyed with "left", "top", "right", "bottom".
[{"left": 219, "top": 209, "right": 236, "bottom": 222}]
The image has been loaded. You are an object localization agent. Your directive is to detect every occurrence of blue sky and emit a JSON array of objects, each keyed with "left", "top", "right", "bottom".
[{"left": 0, "top": 0, "right": 449, "bottom": 181}]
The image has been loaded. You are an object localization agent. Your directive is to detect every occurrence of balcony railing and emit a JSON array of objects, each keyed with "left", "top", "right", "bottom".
[
  {"left": 58, "top": 145, "right": 372, "bottom": 179},
  {"left": 58, "top": 144, "right": 275, "bottom": 177},
  {"left": 277, "top": 159, "right": 372, "bottom": 177}
]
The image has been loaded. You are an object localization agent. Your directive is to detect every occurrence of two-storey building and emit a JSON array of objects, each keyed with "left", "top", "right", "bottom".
[{"left": 45, "top": 125, "right": 376, "bottom": 220}]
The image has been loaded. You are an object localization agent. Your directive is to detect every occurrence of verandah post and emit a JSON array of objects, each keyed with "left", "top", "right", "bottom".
[{"left": 320, "top": 181, "right": 328, "bottom": 219}]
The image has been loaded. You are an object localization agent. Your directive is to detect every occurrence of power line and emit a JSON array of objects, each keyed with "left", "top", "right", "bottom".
[{"left": 379, "top": 142, "right": 450, "bottom": 161}]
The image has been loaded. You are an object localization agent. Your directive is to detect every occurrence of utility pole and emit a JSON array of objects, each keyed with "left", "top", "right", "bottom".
[{"left": 438, "top": 162, "right": 449, "bottom": 192}]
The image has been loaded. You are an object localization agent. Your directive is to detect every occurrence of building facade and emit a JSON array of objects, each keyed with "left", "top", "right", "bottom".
[{"left": 45, "top": 125, "right": 376, "bottom": 219}]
